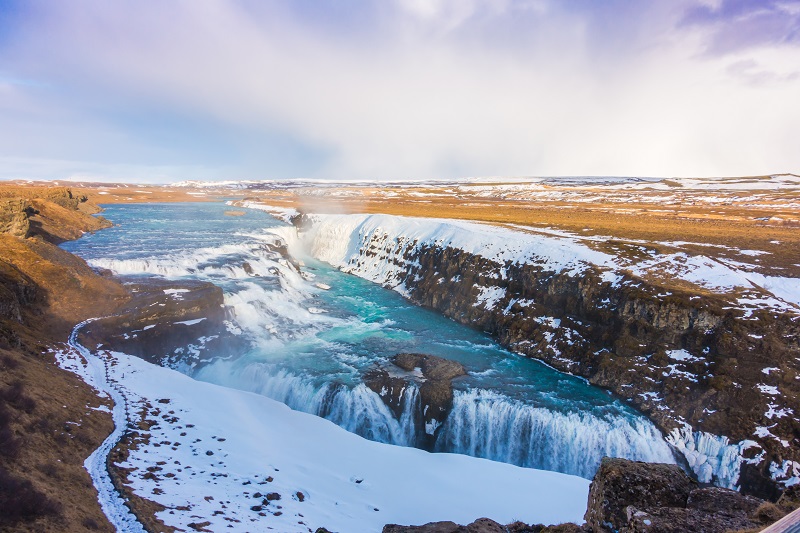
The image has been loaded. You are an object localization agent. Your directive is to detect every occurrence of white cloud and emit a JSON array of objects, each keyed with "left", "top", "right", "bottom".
[{"left": 0, "top": 0, "right": 797, "bottom": 182}]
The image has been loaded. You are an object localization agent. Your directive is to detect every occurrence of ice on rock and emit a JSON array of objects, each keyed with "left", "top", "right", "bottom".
[{"left": 666, "top": 426, "right": 762, "bottom": 488}]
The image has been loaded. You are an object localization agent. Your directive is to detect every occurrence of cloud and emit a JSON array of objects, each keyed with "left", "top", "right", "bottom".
[
  {"left": 0, "top": 0, "right": 798, "bottom": 182},
  {"left": 680, "top": 0, "right": 800, "bottom": 55}
]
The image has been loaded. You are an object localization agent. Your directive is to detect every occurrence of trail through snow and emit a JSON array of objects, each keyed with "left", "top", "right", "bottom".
[{"left": 66, "top": 320, "right": 147, "bottom": 533}]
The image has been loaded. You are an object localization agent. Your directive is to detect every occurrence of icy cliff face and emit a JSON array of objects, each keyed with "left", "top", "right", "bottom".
[
  {"left": 666, "top": 426, "right": 763, "bottom": 490},
  {"left": 291, "top": 212, "right": 800, "bottom": 497},
  {"left": 305, "top": 213, "right": 615, "bottom": 287}
]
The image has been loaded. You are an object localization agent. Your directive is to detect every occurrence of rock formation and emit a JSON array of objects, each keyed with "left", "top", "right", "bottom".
[
  {"left": 78, "top": 278, "right": 246, "bottom": 369},
  {"left": 364, "top": 353, "right": 466, "bottom": 448},
  {"left": 583, "top": 458, "right": 795, "bottom": 532}
]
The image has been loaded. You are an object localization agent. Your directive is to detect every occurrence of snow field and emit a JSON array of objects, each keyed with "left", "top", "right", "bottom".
[{"left": 58, "top": 346, "right": 590, "bottom": 532}]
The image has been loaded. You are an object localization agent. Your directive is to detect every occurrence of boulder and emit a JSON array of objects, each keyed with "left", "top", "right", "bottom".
[
  {"left": 623, "top": 506, "right": 760, "bottom": 533},
  {"left": 583, "top": 458, "right": 778, "bottom": 532},
  {"left": 585, "top": 458, "right": 696, "bottom": 532}
]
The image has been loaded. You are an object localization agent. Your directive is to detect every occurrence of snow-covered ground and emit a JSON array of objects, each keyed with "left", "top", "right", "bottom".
[
  {"left": 56, "top": 344, "right": 590, "bottom": 532},
  {"left": 63, "top": 320, "right": 147, "bottom": 533}
]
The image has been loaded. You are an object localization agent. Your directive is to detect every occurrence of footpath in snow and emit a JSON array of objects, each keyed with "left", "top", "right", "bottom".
[
  {"left": 63, "top": 320, "right": 147, "bottom": 533},
  {"left": 57, "top": 339, "right": 590, "bottom": 532}
]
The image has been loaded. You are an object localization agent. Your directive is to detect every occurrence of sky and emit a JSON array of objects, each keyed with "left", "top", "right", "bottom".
[{"left": 0, "top": 0, "right": 798, "bottom": 183}]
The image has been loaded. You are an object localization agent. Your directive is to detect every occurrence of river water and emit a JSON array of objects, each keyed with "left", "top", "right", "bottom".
[{"left": 63, "top": 202, "right": 676, "bottom": 478}]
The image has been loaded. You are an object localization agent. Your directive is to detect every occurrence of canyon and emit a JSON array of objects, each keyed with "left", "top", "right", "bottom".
[{"left": 1, "top": 177, "right": 799, "bottom": 532}]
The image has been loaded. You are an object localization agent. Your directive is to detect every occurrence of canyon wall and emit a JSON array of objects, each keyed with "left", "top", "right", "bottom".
[{"left": 299, "top": 213, "right": 800, "bottom": 498}]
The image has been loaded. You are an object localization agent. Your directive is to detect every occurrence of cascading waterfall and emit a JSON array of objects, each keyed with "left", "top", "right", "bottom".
[
  {"left": 195, "top": 359, "right": 676, "bottom": 480},
  {"left": 63, "top": 202, "right": 681, "bottom": 481},
  {"left": 195, "top": 362, "right": 421, "bottom": 447},
  {"left": 436, "top": 389, "right": 675, "bottom": 479}
]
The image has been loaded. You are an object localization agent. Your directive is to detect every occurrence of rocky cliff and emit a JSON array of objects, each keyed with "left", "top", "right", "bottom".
[
  {"left": 298, "top": 212, "right": 800, "bottom": 498},
  {"left": 0, "top": 187, "right": 127, "bottom": 531}
]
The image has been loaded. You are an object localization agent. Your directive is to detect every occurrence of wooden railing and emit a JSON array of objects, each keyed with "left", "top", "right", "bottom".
[{"left": 761, "top": 507, "right": 800, "bottom": 532}]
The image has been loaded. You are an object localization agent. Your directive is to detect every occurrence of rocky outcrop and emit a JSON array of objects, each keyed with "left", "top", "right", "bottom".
[
  {"left": 582, "top": 458, "right": 797, "bottom": 532},
  {"left": 584, "top": 458, "right": 698, "bottom": 531},
  {"left": 383, "top": 518, "right": 579, "bottom": 533},
  {"left": 364, "top": 353, "right": 466, "bottom": 448},
  {"left": 79, "top": 278, "right": 246, "bottom": 369},
  {"left": 0, "top": 260, "right": 37, "bottom": 324},
  {"left": 0, "top": 199, "right": 34, "bottom": 237},
  {"left": 309, "top": 218, "right": 800, "bottom": 497}
]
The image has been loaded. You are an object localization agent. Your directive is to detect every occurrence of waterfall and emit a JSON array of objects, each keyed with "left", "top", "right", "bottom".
[
  {"left": 197, "top": 362, "right": 675, "bottom": 479},
  {"left": 195, "top": 362, "right": 421, "bottom": 447},
  {"left": 435, "top": 389, "right": 676, "bottom": 479}
]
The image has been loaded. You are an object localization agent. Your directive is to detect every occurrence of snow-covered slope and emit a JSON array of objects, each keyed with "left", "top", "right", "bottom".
[{"left": 56, "top": 346, "right": 590, "bottom": 532}]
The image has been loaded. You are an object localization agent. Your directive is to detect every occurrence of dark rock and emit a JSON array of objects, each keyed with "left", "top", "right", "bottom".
[
  {"left": 738, "top": 463, "right": 782, "bottom": 501},
  {"left": 584, "top": 458, "right": 696, "bottom": 532},
  {"left": 581, "top": 457, "right": 783, "bottom": 532},
  {"left": 79, "top": 277, "right": 248, "bottom": 368},
  {"left": 685, "top": 486, "right": 762, "bottom": 516},
  {"left": 623, "top": 506, "right": 761, "bottom": 533},
  {"left": 394, "top": 353, "right": 465, "bottom": 381},
  {"left": 364, "top": 353, "right": 465, "bottom": 448},
  {"left": 363, "top": 368, "right": 412, "bottom": 420}
]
